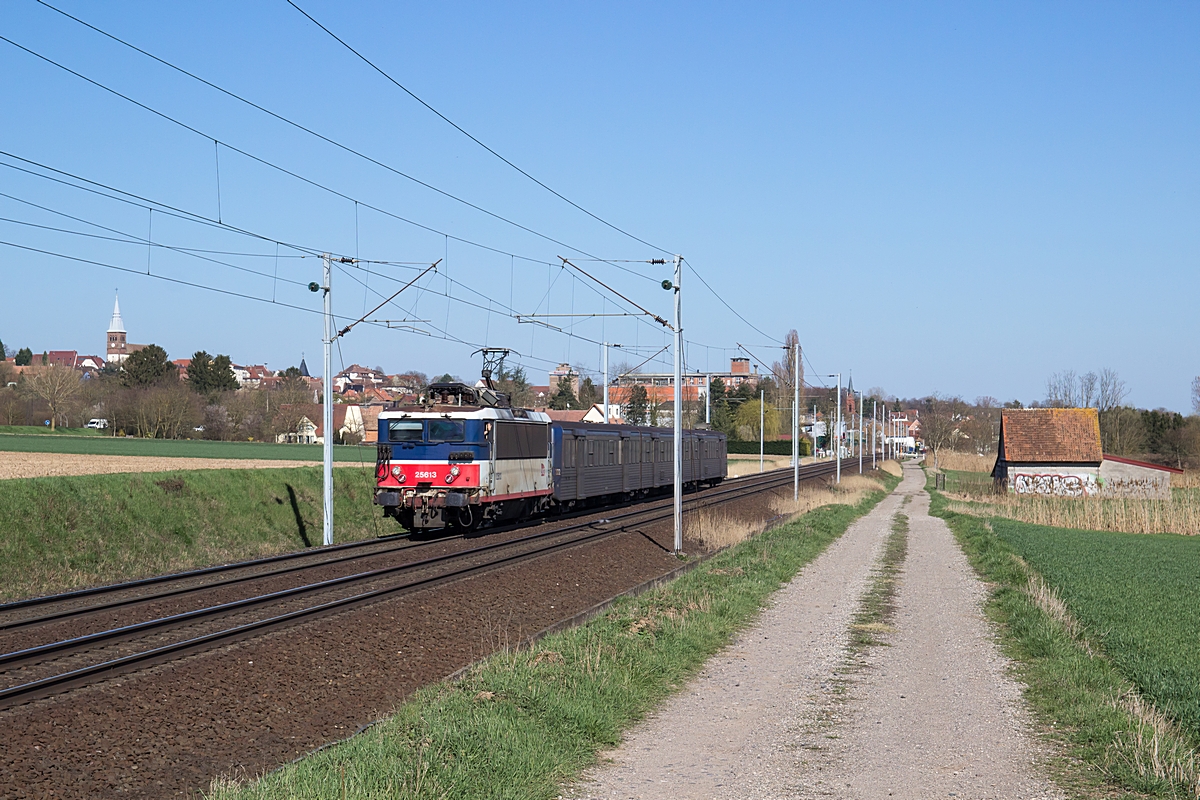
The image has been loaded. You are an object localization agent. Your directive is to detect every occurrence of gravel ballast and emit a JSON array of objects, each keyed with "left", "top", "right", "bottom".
[{"left": 573, "top": 461, "right": 1063, "bottom": 799}]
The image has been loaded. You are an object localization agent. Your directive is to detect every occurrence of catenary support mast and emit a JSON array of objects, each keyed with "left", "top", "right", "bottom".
[{"left": 321, "top": 253, "right": 333, "bottom": 547}]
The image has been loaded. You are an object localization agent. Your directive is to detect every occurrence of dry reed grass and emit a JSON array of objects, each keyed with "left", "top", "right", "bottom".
[
  {"left": 878, "top": 460, "right": 902, "bottom": 477},
  {"left": 932, "top": 451, "right": 994, "bottom": 473},
  {"left": 686, "top": 474, "right": 883, "bottom": 551},
  {"left": 949, "top": 493, "right": 1200, "bottom": 536},
  {"left": 1176, "top": 470, "right": 1200, "bottom": 489}
]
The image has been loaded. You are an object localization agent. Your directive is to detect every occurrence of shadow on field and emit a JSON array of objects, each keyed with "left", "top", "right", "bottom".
[{"left": 285, "top": 484, "right": 312, "bottom": 548}]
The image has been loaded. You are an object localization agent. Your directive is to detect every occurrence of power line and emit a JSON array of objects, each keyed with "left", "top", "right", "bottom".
[
  {"left": 283, "top": 0, "right": 673, "bottom": 257},
  {"left": 4, "top": 20, "right": 656, "bottom": 281},
  {"left": 683, "top": 257, "right": 782, "bottom": 345},
  {"left": 0, "top": 238, "right": 325, "bottom": 318},
  {"left": 0, "top": 211, "right": 311, "bottom": 288}
]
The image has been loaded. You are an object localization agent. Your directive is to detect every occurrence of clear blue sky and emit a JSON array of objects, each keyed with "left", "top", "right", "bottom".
[{"left": 3, "top": 1, "right": 1197, "bottom": 410}]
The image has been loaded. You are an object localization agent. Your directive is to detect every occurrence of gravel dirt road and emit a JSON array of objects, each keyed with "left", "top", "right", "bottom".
[{"left": 572, "top": 461, "right": 1062, "bottom": 799}]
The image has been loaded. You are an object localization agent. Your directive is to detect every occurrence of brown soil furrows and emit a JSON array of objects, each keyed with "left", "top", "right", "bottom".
[
  {"left": 0, "top": 452, "right": 363, "bottom": 480},
  {"left": 0, "top": 474, "right": 800, "bottom": 799}
]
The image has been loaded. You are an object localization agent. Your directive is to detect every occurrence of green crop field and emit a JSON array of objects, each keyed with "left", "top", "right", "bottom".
[
  {"left": 993, "top": 519, "right": 1200, "bottom": 740},
  {"left": 0, "top": 433, "right": 372, "bottom": 462},
  {"left": 0, "top": 466, "right": 389, "bottom": 602}
]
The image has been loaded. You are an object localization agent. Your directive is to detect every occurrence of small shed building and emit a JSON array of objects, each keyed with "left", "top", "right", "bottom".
[
  {"left": 992, "top": 408, "right": 1182, "bottom": 498},
  {"left": 992, "top": 409, "right": 1102, "bottom": 497},
  {"left": 1097, "top": 455, "right": 1181, "bottom": 500}
]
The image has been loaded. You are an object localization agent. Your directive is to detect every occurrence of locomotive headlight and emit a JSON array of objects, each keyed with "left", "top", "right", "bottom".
[
  {"left": 446, "top": 466, "right": 460, "bottom": 484},
  {"left": 391, "top": 466, "right": 406, "bottom": 483},
  {"left": 391, "top": 466, "right": 402, "bottom": 476}
]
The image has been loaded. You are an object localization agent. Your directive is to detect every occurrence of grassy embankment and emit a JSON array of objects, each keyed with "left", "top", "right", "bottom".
[
  {"left": 928, "top": 465, "right": 1200, "bottom": 797},
  {"left": 0, "top": 425, "right": 106, "bottom": 436},
  {"left": 207, "top": 471, "right": 901, "bottom": 799},
  {"left": 0, "top": 466, "right": 385, "bottom": 602},
  {"left": 0, "top": 433, "right": 372, "bottom": 461}
]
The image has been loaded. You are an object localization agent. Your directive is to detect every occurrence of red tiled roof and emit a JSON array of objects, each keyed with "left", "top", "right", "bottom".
[
  {"left": 999, "top": 408, "right": 1101, "bottom": 463},
  {"left": 543, "top": 410, "right": 590, "bottom": 422}
]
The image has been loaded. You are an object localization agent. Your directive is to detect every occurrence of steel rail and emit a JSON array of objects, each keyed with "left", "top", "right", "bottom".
[
  {"left": 0, "top": 458, "right": 851, "bottom": 708},
  {"left": 0, "top": 463, "right": 796, "bottom": 629},
  {"left": 0, "top": 462, "right": 830, "bottom": 668}
]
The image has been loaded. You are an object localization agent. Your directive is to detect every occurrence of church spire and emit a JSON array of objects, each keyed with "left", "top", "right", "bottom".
[{"left": 108, "top": 292, "right": 126, "bottom": 334}]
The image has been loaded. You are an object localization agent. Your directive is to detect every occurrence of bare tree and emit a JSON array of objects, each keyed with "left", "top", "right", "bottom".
[
  {"left": 770, "top": 330, "right": 803, "bottom": 434},
  {"left": 921, "top": 393, "right": 963, "bottom": 471},
  {"left": 1045, "top": 370, "right": 1079, "bottom": 407},
  {"left": 1191, "top": 376, "right": 1200, "bottom": 415},
  {"left": 1079, "top": 371, "right": 1099, "bottom": 409},
  {"left": 22, "top": 366, "right": 81, "bottom": 430},
  {"left": 1098, "top": 368, "right": 1129, "bottom": 412}
]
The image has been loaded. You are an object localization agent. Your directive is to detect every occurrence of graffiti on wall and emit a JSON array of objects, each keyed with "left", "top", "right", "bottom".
[{"left": 1011, "top": 472, "right": 1097, "bottom": 498}]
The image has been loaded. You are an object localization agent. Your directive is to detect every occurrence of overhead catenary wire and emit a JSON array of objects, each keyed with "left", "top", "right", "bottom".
[
  {"left": 0, "top": 213, "right": 311, "bottom": 288},
  {"left": 282, "top": 0, "right": 673, "bottom": 257},
  {"left": 1, "top": 22, "right": 654, "bottom": 283}
]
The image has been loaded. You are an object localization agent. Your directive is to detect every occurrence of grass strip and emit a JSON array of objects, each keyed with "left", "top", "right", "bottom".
[
  {"left": 926, "top": 473, "right": 1200, "bottom": 798},
  {"left": 0, "top": 434, "right": 370, "bottom": 460},
  {"left": 208, "top": 477, "right": 898, "bottom": 800},
  {"left": 0, "top": 466, "right": 386, "bottom": 602},
  {"left": 848, "top": 512, "right": 908, "bottom": 652}
]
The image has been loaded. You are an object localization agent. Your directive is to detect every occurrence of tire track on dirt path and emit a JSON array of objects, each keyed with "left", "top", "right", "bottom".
[
  {"left": 569, "top": 467, "right": 919, "bottom": 799},
  {"left": 792, "top": 461, "right": 1063, "bottom": 799}
]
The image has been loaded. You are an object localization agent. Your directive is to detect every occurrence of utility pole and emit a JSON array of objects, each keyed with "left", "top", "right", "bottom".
[
  {"left": 858, "top": 390, "right": 864, "bottom": 474},
  {"left": 872, "top": 400, "right": 877, "bottom": 470},
  {"left": 321, "top": 253, "right": 333, "bottom": 547},
  {"left": 705, "top": 374, "right": 711, "bottom": 425},
  {"left": 813, "top": 403, "right": 818, "bottom": 462},
  {"left": 671, "top": 255, "right": 683, "bottom": 555},
  {"left": 602, "top": 342, "right": 621, "bottom": 424},
  {"left": 829, "top": 373, "right": 841, "bottom": 484},
  {"left": 793, "top": 342, "right": 800, "bottom": 500},
  {"left": 759, "top": 388, "right": 765, "bottom": 473}
]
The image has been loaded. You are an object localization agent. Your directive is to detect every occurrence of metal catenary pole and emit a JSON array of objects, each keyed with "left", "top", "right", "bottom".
[
  {"left": 872, "top": 400, "right": 877, "bottom": 470},
  {"left": 321, "top": 253, "right": 334, "bottom": 547},
  {"left": 759, "top": 388, "right": 764, "bottom": 473},
  {"left": 813, "top": 403, "right": 818, "bottom": 461},
  {"left": 602, "top": 342, "right": 610, "bottom": 423},
  {"left": 672, "top": 255, "right": 683, "bottom": 555},
  {"left": 858, "top": 390, "right": 864, "bottom": 474},
  {"left": 793, "top": 342, "right": 800, "bottom": 500},
  {"left": 829, "top": 373, "right": 841, "bottom": 484},
  {"left": 705, "top": 373, "right": 711, "bottom": 425}
]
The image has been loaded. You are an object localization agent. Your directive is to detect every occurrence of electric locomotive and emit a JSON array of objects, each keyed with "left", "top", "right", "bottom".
[{"left": 374, "top": 380, "right": 728, "bottom": 532}]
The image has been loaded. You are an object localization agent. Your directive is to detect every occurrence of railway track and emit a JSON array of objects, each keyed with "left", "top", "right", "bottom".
[{"left": 0, "top": 458, "right": 856, "bottom": 710}]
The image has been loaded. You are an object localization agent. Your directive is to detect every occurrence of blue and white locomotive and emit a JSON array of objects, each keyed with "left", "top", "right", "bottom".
[{"left": 374, "top": 381, "right": 727, "bottom": 531}]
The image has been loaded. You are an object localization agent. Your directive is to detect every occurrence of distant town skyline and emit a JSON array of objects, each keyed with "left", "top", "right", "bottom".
[{"left": 2, "top": 2, "right": 1197, "bottom": 412}]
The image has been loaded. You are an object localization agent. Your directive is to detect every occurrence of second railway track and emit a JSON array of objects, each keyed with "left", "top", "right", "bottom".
[{"left": 0, "top": 458, "right": 855, "bottom": 710}]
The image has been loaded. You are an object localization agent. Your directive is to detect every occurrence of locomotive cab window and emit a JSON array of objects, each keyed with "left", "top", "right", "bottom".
[
  {"left": 387, "top": 420, "right": 423, "bottom": 442},
  {"left": 427, "top": 419, "right": 465, "bottom": 442}
]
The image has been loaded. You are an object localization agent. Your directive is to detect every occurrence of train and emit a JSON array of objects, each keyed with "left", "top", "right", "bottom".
[{"left": 373, "top": 381, "right": 728, "bottom": 531}]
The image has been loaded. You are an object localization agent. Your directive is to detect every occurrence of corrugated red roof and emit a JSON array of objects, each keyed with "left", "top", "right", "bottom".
[{"left": 999, "top": 408, "right": 1101, "bottom": 463}]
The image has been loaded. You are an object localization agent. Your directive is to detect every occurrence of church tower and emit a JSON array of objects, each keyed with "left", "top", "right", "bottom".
[{"left": 106, "top": 293, "right": 128, "bottom": 363}]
